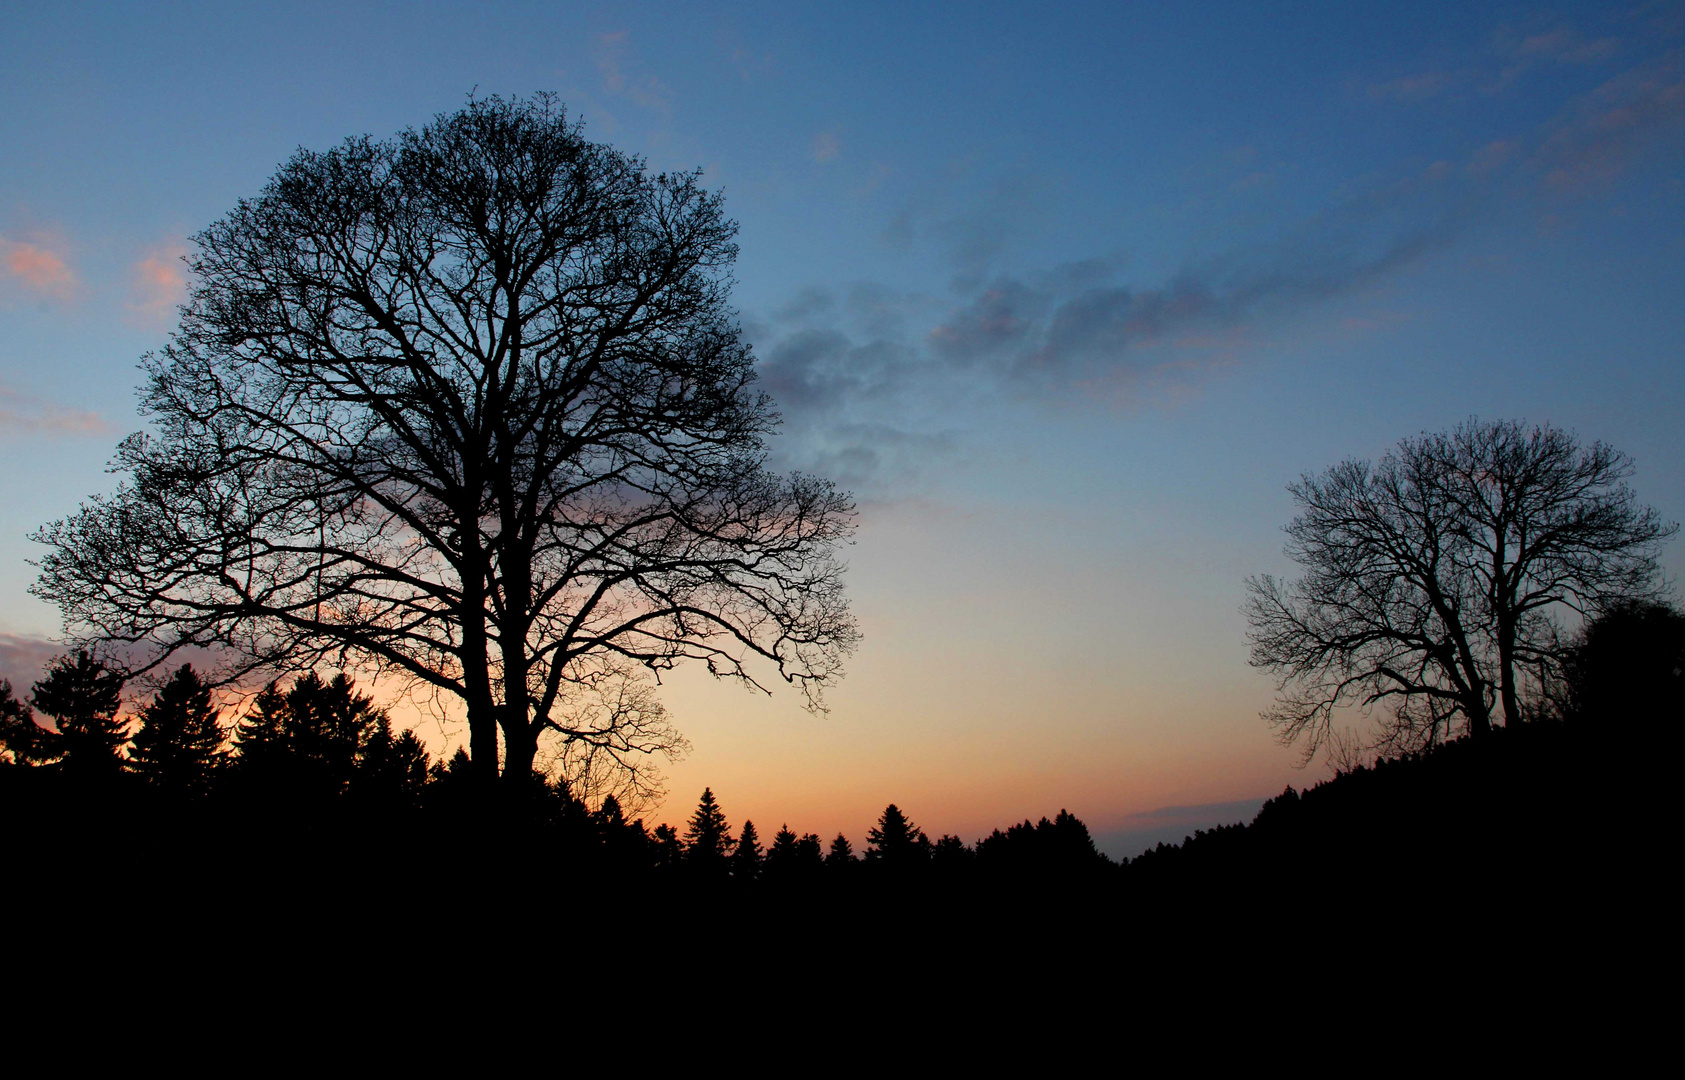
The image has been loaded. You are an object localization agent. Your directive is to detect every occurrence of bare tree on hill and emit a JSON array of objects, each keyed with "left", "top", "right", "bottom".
[{"left": 1246, "top": 418, "right": 1674, "bottom": 764}]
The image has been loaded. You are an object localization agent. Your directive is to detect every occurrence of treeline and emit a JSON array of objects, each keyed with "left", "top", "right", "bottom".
[
  {"left": 0, "top": 655, "right": 1114, "bottom": 886},
  {"left": 1126, "top": 601, "right": 1682, "bottom": 910},
  {"left": 4, "top": 600, "right": 1678, "bottom": 903},
  {"left": 1, "top": 656, "right": 429, "bottom": 811}
]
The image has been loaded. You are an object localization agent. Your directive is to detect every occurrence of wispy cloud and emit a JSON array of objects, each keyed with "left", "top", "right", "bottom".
[
  {"left": 126, "top": 241, "right": 189, "bottom": 325},
  {"left": 0, "top": 633, "right": 61, "bottom": 694},
  {"left": 1369, "top": 70, "right": 1455, "bottom": 101},
  {"left": 811, "top": 130, "right": 841, "bottom": 163},
  {"left": 0, "top": 234, "right": 75, "bottom": 303},
  {"left": 596, "top": 31, "right": 673, "bottom": 116},
  {"left": 1490, "top": 21, "right": 1622, "bottom": 92},
  {"left": 883, "top": 171, "right": 1055, "bottom": 283},
  {"left": 1530, "top": 48, "right": 1685, "bottom": 194},
  {"left": 754, "top": 38, "right": 1685, "bottom": 492},
  {"left": 0, "top": 381, "right": 113, "bottom": 437}
]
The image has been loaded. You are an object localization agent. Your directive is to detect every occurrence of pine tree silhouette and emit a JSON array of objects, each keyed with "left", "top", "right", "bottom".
[
  {"left": 30, "top": 651, "right": 127, "bottom": 775},
  {"left": 731, "top": 819, "right": 762, "bottom": 880},
  {"left": 825, "top": 832, "right": 856, "bottom": 870},
  {"left": 684, "top": 787, "right": 733, "bottom": 874},
  {"left": 652, "top": 823, "right": 685, "bottom": 870},
  {"left": 230, "top": 672, "right": 388, "bottom": 800},
  {"left": 352, "top": 715, "right": 430, "bottom": 809},
  {"left": 932, "top": 834, "right": 974, "bottom": 870},
  {"left": 0, "top": 679, "right": 52, "bottom": 765},
  {"left": 865, "top": 803, "right": 930, "bottom": 867},
  {"left": 764, "top": 824, "right": 800, "bottom": 878},
  {"left": 127, "top": 664, "right": 225, "bottom": 797}
]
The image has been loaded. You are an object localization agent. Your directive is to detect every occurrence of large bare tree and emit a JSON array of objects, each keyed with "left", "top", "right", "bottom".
[
  {"left": 1246, "top": 419, "right": 1673, "bottom": 764},
  {"left": 34, "top": 95, "right": 858, "bottom": 793}
]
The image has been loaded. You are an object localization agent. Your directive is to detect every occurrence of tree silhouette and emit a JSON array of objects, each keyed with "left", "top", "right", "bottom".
[
  {"left": 0, "top": 679, "right": 50, "bottom": 766},
  {"left": 763, "top": 825, "right": 799, "bottom": 878},
  {"left": 824, "top": 833, "right": 856, "bottom": 871},
  {"left": 29, "top": 652, "right": 127, "bottom": 775},
  {"left": 33, "top": 93, "right": 858, "bottom": 797},
  {"left": 932, "top": 834, "right": 973, "bottom": 871},
  {"left": 1561, "top": 601, "right": 1685, "bottom": 726},
  {"left": 684, "top": 787, "right": 733, "bottom": 874},
  {"left": 795, "top": 833, "right": 824, "bottom": 872},
  {"left": 730, "top": 819, "right": 762, "bottom": 881},
  {"left": 1246, "top": 419, "right": 1675, "bottom": 763},
  {"left": 127, "top": 664, "right": 225, "bottom": 797},
  {"left": 652, "top": 823, "right": 684, "bottom": 870},
  {"left": 865, "top": 804, "right": 930, "bottom": 867},
  {"left": 231, "top": 672, "right": 394, "bottom": 801},
  {"left": 352, "top": 715, "right": 431, "bottom": 809}
]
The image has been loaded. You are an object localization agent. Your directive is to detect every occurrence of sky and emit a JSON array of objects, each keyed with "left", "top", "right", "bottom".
[{"left": 2, "top": 1, "right": 1682, "bottom": 856}]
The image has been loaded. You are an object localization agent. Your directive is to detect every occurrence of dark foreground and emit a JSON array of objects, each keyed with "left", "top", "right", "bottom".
[{"left": 6, "top": 715, "right": 1668, "bottom": 1002}]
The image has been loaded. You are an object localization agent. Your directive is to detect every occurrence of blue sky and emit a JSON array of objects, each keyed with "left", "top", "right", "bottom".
[{"left": 3, "top": 2, "right": 1682, "bottom": 854}]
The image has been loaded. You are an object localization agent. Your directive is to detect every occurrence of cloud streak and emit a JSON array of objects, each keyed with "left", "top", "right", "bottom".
[
  {"left": 1530, "top": 48, "right": 1685, "bottom": 194},
  {"left": 0, "top": 235, "right": 75, "bottom": 303},
  {"left": 0, "top": 633, "right": 61, "bottom": 693},
  {"left": 750, "top": 41, "right": 1685, "bottom": 492},
  {"left": 596, "top": 31, "right": 673, "bottom": 116},
  {"left": 126, "top": 242, "right": 189, "bottom": 325},
  {"left": 0, "top": 382, "right": 113, "bottom": 437}
]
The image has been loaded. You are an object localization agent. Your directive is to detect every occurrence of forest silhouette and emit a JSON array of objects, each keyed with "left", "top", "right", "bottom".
[{"left": 4, "top": 601, "right": 1677, "bottom": 958}]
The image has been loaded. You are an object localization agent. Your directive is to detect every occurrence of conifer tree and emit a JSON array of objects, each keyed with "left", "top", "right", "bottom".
[
  {"left": 128, "top": 664, "right": 225, "bottom": 796},
  {"left": 763, "top": 825, "right": 800, "bottom": 878},
  {"left": 1048, "top": 809, "right": 1102, "bottom": 863},
  {"left": 932, "top": 834, "right": 974, "bottom": 871},
  {"left": 684, "top": 787, "right": 733, "bottom": 873},
  {"left": 352, "top": 715, "right": 430, "bottom": 808},
  {"left": 230, "top": 672, "right": 388, "bottom": 799},
  {"left": 232, "top": 681, "right": 288, "bottom": 765},
  {"left": 284, "top": 672, "right": 383, "bottom": 795},
  {"left": 30, "top": 651, "right": 127, "bottom": 775},
  {"left": 597, "top": 794, "right": 626, "bottom": 830},
  {"left": 0, "top": 680, "right": 52, "bottom": 765},
  {"left": 731, "top": 819, "right": 763, "bottom": 881},
  {"left": 652, "top": 824, "right": 685, "bottom": 870},
  {"left": 592, "top": 794, "right": 652, "bottom": 870},
  {"left": 825, "top": 833, "right": 856, "bottom": 869},
  {"left": 796, "top": 833, "right": 825, "bottom": 872},
  {"left": 865, "top": 803, "right": 930, "bottom": 866}
]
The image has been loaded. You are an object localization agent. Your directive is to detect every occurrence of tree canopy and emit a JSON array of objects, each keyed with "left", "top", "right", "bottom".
[
  {"left": 33, "top": 94, "right": 857, "bottom": 793},
  {"left": 1246, "top": 418, "right": 1674, "bottom": 763}
]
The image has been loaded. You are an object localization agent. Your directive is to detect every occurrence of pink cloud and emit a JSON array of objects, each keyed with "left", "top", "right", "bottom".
[
  {"left": 0, "top": 381, "right": 113, "bottom": 437},
  {"left": 127, "top": 242, "right": 189, "bottom": 324},
  {"left": 1368, "top": 70, "right": 1452, "bottom": 101},
  {"left": 0, "top": 633, "right": 63, "bottom": 695},
  {"left": 1468, "top": 138, "right": 1521, "bottom": 176},
  {"left": 1489, "top": 24, "right": 1622, "bottom": 91},
  {"left": 0, "top": 236, "right": 75, "bottom": 302},
  {"left": 596, "top": 31, "right": 672, "bottom": 115},
  {"left": 1534, "top": 54, "right": 1685, "bottom": 195},
  {"left": 1512, "top": 28, "right": 1619, "bottom": 65}
]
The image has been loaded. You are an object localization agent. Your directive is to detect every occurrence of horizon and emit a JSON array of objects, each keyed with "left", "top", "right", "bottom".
[{"left": 2, "top": 2, "right": 1682, "bottom": 860}]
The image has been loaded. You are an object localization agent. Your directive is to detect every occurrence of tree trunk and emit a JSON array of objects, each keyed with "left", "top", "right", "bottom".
[
  {"left": 1497, "top": 624, "right": 1523, "bottom": 729},
  {"left": 467, "top": 702, "right": 501, "bottom": 786},
  {"left": 501, "top": 718, "right": 538, "bottom": 784},
  {"left": 458, "top": 527, "right": 500, "bottom": 789},
  {"left": 1465, "top": 680, "right": 1492, "bottom": 738}
]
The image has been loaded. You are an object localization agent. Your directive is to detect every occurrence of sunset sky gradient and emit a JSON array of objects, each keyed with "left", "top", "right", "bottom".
[{"left": 3, "top": 1, "right": 1682, "bottom": 855}]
